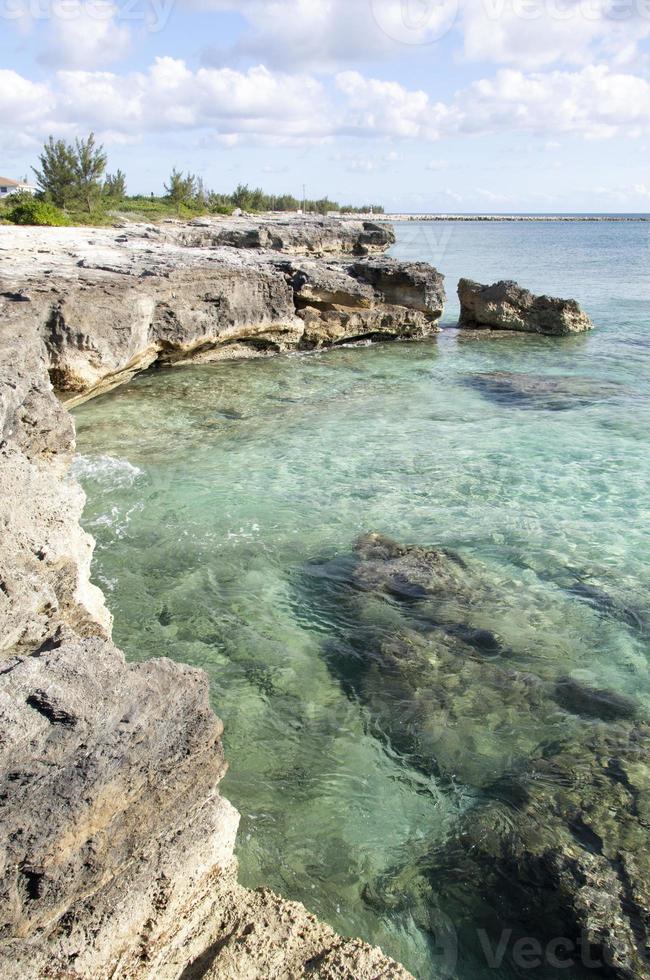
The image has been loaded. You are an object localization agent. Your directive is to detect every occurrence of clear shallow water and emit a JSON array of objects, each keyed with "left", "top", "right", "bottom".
[{"left": 74, "top": 222, "right": 650, "bottom": 979}]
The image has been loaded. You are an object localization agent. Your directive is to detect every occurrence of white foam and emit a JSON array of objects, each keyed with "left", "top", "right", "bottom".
[{"left": 72, "top": 454, "right": 143, "bottom": 490}]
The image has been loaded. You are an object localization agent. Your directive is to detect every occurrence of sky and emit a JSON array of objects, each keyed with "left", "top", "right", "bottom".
[{"left": 1, "top": 0, "right": 650, "bottom": 211}]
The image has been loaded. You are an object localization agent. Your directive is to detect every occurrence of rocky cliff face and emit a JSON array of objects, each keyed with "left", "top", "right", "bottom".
[
  {"left": 1, "top": 220, "right": 444, "bottom": 406},
  {"left": 458, "top": 278, "right": 593, "bottom": 335},
  {"left": 0, "top": 221, "right": 415, "bottom": 979}
]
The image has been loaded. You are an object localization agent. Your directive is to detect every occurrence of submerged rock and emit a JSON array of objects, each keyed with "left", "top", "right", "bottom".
[
  {"left": 456, "top": 723, "right": 650, "bottom": 980},
  {"left": 554, "top": 675, "right": 639, "bottom": 720},
  {"left": 304, "top": 532, "right": 650, "bottom": 979},
  {"left": 569, "top": 580, "right": 649, "bottom": 635},
  {"left": 306, "top": 535, "right": 615, "bottom": 786},
  {"left": 465, "top": 370, "right": 624, "bottom": 410},
  {"left": 458, "top": 278, "right": 594, "bottom": 335},
  {"left": 349, "top": 625, "right": 565, "bottom": 787}
]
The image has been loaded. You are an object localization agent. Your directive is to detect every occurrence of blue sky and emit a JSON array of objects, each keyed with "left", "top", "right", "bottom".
[{"left": 2, "top": 0, "right": 650, "bottom": 211}]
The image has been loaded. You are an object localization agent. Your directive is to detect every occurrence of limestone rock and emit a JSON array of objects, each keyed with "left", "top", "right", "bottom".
[
  {"left": 0, "top": 221, "right": 445, "bottom": 405},
  {"left": 458, "top": 278, "right": 594, "bottom": 335},
  {"left": 0, "top": 234, "right": 413, "bottom": 978},
  {"left": 288, "top": 257, "right": 445, "bottom": 349},
  {"left": 0, "top": 298, "right": 111, "bottom": 656},
  {"left": 353, "top": 259, "right": 446, "bottom": 315},
  {"left": 170, "top": 215, "right": 396, "bottom": 255},
  {"left": 290, "top": 261, "right": 376, "bottom": 310}
]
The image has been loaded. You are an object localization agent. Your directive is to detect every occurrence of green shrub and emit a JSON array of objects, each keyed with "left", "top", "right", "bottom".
[
  {"left": 7, "top": 197, "right": 70, "bottom": 226},
  {"left": 209, "top": 202, "right": 234, "bottom": 215}
]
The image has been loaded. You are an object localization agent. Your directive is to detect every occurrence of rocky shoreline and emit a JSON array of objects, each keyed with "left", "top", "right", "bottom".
[
  {"left": 1, "top": 217, "right": 444, "bottom": 407},
  {"left": 0, "top": 217, "right": 430, "bottom": 979},
  {"left": 0, "top": 215, "right": 615, "bottom": 978}
]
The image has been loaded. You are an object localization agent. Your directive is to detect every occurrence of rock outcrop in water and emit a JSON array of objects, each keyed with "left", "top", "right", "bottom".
[
  {"left": 288, "top": 257, "right": 445, "bottom": 348},
  {"left": 0, "top": 219, "right": 444, "bottom": 406},
  {"left": 305, "top": 533, "right": 650, "bottom": 979},
  {"left": 458, "top": 278, "right": 594, "bottom": 335},
  {"left": 0, "top": 222, "right": 416, "bottom": 978}
]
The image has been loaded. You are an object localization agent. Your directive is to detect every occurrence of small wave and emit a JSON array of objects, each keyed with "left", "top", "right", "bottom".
[
  {"left": 87, "top": 501, "right": 145, "bottom": 539},
  {"left": 72, "top": 454, "right": 143, "bottom": 490}
]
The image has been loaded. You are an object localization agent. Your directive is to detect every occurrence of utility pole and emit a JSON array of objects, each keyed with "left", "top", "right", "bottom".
[{"left": 302, "top": 184, "right": 306, "bottom": 216}]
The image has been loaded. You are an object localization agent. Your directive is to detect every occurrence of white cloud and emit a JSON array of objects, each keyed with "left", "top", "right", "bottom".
[
  {"left": 39, "top": 2, "right": 131, "bottom": 69},
  {"left": 201, "top": 0, "right": 453, "bottom": 70},
  {"left": 200, "top": 0, "right": 650, "bottom": 72},
  {"left": 3, "top": 60, "right": 650, "bottom": 154},
  {"left": 460, "top": 0, "right": 650, "bottom": 69},
  {"left": 5, "top": 0, "right": 650, "bottom": 75},
  {"left": 335, "top": 71, "right": 456, "bottom": 139},
  {"left": 0, "top": 70, "right": 53, "bottom": 125},
  {"left": 454, "top": 65, "right": 650, "bottom": 138},
  {"left": 50, "top": 60, "right": 330, "bottom": 141},
  {"left": 335, "top": 149, "right": 401, "bottom": 172},
  {"left": 337, "top": 64, "right": 650, "bottom": 142},
  {"left": 3, "top": 0, "right": 133, "bottom": 69}
]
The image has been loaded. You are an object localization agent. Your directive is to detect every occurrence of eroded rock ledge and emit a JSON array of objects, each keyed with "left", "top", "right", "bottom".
[
  {"left": 0, "top": 219, "right": 416, "bottom": 978},
  {"left": 0, "top": 218, "right": 444, "bottom": 406}
]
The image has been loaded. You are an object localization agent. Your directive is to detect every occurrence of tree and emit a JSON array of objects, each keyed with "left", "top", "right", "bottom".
[
  {"left": 32, "top": 137, "right": 77, "bottom": 209},
  {"left": 164, "top": 169, "right": 197, "bottom": 213},
  {"left": 73, "top": 132, "right": 107, "bottom": 213},
  {"left": 231, "top": 183, "right": 253, "bottom": 210},
  {"left": 104, "top": 169, "right": 127, "bottom": 201},
  {"left": 32, "top": 133, "right": 108, "bottom": 212},
  {"left": 194, "top": 176, "right": 208, "bottom": 206}
]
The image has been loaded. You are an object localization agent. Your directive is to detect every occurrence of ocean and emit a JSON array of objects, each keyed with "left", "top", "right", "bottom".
[{"left": 73, "top": 219, "right": 650, "bottom": 979}]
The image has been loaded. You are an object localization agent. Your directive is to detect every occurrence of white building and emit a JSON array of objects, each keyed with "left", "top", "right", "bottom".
[{"left": 0, "top": 177, "right": 37, "bottom": 198}]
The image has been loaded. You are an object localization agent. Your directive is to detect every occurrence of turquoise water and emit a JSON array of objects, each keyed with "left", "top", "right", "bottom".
[{"left": 73, "top": 222, "right": 650, "bottom": 978}]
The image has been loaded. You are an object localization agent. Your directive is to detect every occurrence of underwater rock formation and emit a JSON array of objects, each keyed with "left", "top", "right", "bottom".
[
  {"left": 304, "top": 532, "right": 650, "bottom": 979},
  {"left": 456, "top": 721, "right": 650, "bottom": 980},
  {"left": 465, "top": 370, "right": 625, "bottom": 410}
]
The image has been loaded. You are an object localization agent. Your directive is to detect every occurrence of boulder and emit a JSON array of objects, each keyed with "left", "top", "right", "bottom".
[{"left": 458, "top": 278, "right": 594, "bottom": 335}]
